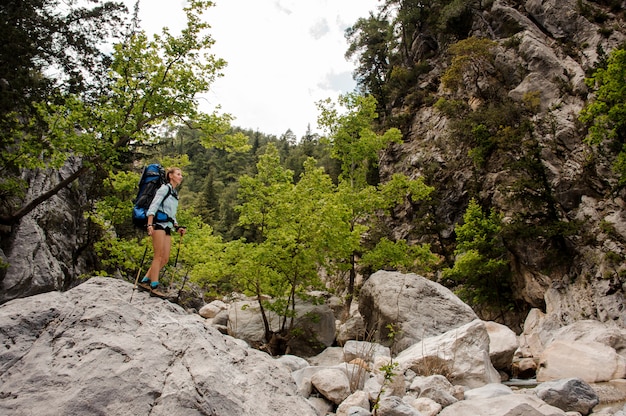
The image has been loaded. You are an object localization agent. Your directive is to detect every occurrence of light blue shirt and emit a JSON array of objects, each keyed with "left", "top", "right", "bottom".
[{"left": 147, "top": 183, "right": 179, "bottom": 229}]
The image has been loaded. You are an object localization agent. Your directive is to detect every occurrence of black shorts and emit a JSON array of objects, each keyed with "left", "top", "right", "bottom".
[{"left": 153, "top": 224, "right": 172, "bottom": 235}]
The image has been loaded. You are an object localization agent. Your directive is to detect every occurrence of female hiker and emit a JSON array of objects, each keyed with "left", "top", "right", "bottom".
[{"left": 141, "top": 167, "right": 186, "bottom": 290}]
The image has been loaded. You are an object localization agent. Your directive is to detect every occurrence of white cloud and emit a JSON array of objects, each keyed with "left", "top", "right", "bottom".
[{"left": 131, "top": 0, "right": 378, "bottom": 138}]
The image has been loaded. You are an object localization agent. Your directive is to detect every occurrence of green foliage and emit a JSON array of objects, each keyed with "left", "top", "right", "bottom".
[
  {"left": 522, "top": 91, "right": 542, "bottom": 114},
  {"left": 442, "top": 198, "right": 512, "bottom": 310},
  {"left": 361, "top": 237, "right": 438, "bottom": 273},
  {"left": 0, "top": 0, "right": 128, "bottom": 175},
  {"left": 441, "top": 37, "right": 498, "bottom": 97},
  {"left": 467, "top": 124, "right": 495, "bottom": 167},
  {"left": 372, "top": 323, "right": 400, "bottom": 414},
  {"left": 577, "top": 0, "right": 612, "bottom": 24},
  {"left": 178, "top": 124, "right": 334, "bottom": 240},
  {"left": 318, "top": 93, "right": 435, "bottom": 310},
  {"left": 1, "top": 1, "right": 243, "bottom": 226},
  {"left": 605, "top": 250, "right": 622, "bottom": 265},
  {"left": 440, "top": 94, "right": 529, "bottom": 170},
  {"left": 318, "top": 93, "right": 402, "bottom": 186},
  {"left": 90, "top": 170, "right": 139, "bottom": 233},
  {"left": 228, "top": 144, "right": 349, "bottom": 345},
  {"left": 434, "top": 97, "right": 469, "bottom": 118},
  {"left": 200, "top": 98, "right": 437, "bottom": 344},
  {"left": 437, "top": 0, "right": 475, "bottom": 37},
  {"left": 345, "top": 1, "right": 488, "bottom": 120},
  {"left": 345, "top": 12, "right": 394, "bottom": 112},
  {"left": 94, "top": 236, "right": 148, "bottom": 277},
  {"left": 579, "top": 48, "right": 626, "bottom": 184}
]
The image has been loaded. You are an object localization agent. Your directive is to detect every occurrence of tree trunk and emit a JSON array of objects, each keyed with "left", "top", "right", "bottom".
[{"left": 343, "top": 251, "right": 357, "bottom": 319}]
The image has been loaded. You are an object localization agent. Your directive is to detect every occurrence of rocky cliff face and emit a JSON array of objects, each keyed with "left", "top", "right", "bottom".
[
  {"left": 0, "top": 159, "right": 97, "bottom": 304},
  {"left": 378, "top": 0, "right": 626, "bottom": 330}
]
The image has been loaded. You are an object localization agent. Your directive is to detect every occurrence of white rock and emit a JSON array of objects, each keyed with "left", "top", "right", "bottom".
[
  {"left": 408, "top": 374, "right": 457, "bottom": 398},
  {"left": 376, "top": 396, "right": 423, "bottom": 416},
  {"left": 198, "top": 299, "right": 228, "bottom": 318},
  {"left": 403, "top": 396, "right": 441, "bottom": 416},
  {"left": 464, "top": 383, "right": 513, "bottom": 400},
  {"left": 484, "top": 321, "right": 518, "bottom": 370},
  {"left": 0, "top": 277, "right": 317, "bottom": 416},
  {"left": 396, "top": 319, "right": 501, "bottom": 388},
  {"left": 310, "top": 368, "right": 352, "bottom": 405},
  {"left": 308, "top": 396, "right": 333, "bottom": 416},
  {"left": 308, "top": 346, "right": 346, "bottom": 367},
  {"left": 275, "top": 354, "right": 310, "bottom": 372},
  {"left": 537, "top": 341, "right": 626, "bottom": 382},
  {"left": 337, "top": 390, "right": 370, "bottom": 416},
  {"left": 358, "top": 271, "right": 478, "bottom": 352}
]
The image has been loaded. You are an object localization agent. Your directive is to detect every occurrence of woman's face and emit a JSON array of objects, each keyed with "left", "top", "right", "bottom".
[{"left": 170, "top": 169, "right": 183, "bottom": 187}]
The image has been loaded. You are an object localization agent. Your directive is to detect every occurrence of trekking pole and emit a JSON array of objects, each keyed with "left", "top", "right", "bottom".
[
  {"left": 130, "top": 245, "right": 149, "bottom": 302},
  {"left": 176, "top": 268, "right": 190, "bottom": 303}
]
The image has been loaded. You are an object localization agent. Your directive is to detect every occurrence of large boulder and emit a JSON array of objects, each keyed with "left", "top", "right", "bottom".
[
  {"left": 534, "top": 378, "right": 599, "bottom": 416},
  {"left": 518, "top": 313, "right": 626, "bottom": 382},
  {"left": 517, "top": 308, "right": 557, "bottom": 359},
  {"left": 536, "top": 340, "right": 626, "bottom": 383},
  {"left": 358, "top": 271, "right": 478, "bottom": 352},
  {"left": 0, "top": 277, "right": 317, "bottom": 416},
  {"left": 396, "top": 319, "right": 501, "bottom": 389},
  {"left": 525, "top": 0, "right": 598, "bottom": 43},
  {"left": 548, "top": 320, "right": 626, "bottom": 358},
  {"left": 310, "top": 368, "right": 352, "bottom": 405},
  {"left": 336, "top": 312, "right": 366, "bottom": 345},
  {"left": 408, "top": 374, "right": 462, "bottom": 403},
  {"left": 484, "top": 321, "right": 518, "bottom": 372}
]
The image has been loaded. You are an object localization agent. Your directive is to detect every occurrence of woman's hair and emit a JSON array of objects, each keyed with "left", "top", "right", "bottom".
[{"left": 166, "top": 167, "right": 181, "bottom": 182}]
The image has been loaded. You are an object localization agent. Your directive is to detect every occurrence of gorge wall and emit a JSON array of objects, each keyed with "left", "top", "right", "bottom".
[
  {"left": 0, "top": 159, "right": 97, "bottom": 304},
  {"left": 378, "top": 0, "right": 626, "bottom": 330}
]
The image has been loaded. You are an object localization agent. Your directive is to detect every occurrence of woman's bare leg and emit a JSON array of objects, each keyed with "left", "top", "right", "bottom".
[{"left": 146, "top": 230, "right": 171, "bottom": 283}]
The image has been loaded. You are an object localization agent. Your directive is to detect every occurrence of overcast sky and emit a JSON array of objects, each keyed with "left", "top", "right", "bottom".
[{"left": 131, "top": 0, "right": 380, "bottom": 139}]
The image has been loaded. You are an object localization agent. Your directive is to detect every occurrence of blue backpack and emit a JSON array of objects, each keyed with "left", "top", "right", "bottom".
[{"left": 132, "top": 164, "right": 170, "bottom": 228}]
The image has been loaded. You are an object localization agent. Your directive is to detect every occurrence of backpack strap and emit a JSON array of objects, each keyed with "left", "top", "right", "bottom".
[{"left": 154, "top": 184, "right": 175, "bottom": 224}]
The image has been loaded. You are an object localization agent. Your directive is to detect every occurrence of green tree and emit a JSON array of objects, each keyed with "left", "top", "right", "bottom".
[
  {"left": 346, "top": 0, "right": 481, "bottom": 109},
  {"left": 0, "top": 0, "right": 128, "bottom": 132},
  {"left": 232, "top": 145, "right": 347, "bottom": 354},
  {"left": 442, "top": 198, "right": 512, "bottom": 317},
  {"left": 0, "top": 0, "right": 248, "bottom": 226},
  {"left": 441, "top": 37, "right": 498, "bottom": 98},
  {"left": 345, "top": 12, "right": 394, "bottom": 113},
  {"left": 0, "top": 0, "right": 128, "bottom": 213},
  {"left": 579, "top": 48, "right": 626, "bottom": 184},
  {"left": 318, "top": 93, "right": 435, "bottom": 314}
]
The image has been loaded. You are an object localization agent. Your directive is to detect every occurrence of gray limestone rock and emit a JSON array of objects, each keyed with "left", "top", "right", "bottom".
[
  {"left": 534, "top": 378, "right": 599, "bottom": 415},
  {"left": 358, "top": 271, "right": 478, "bottom": 352},
  {"left": 0, "top": 277, "right": 317, "bottom": 416}
]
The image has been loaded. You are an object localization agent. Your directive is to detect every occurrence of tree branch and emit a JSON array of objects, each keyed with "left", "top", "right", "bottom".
[{"left": 0, "top": 165, "right": 90, "bottom": 226}]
